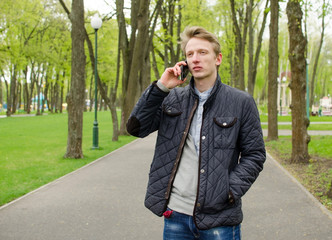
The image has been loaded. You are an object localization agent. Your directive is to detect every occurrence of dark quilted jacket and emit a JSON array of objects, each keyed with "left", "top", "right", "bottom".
[{"left": 127, "top": 75, "right": 266, "bottom": 230}]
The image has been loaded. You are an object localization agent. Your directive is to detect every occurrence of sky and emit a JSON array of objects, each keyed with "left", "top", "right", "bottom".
[{"left": 84, "top": 0, "right": 114, "bottom": 15}]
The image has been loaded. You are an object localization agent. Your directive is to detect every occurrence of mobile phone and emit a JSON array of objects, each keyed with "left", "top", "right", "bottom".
[{"left": 180, "top": 61, "right": 189, "bottom": 81}]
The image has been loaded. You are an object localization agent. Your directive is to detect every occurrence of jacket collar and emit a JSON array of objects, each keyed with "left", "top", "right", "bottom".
[{"left": 189, "top": 74, "right": 222, "bottom": 106}]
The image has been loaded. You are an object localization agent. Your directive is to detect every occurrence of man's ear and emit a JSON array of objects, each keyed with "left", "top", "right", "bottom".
[{"left": 216, "top": 53, "right": 222, "bottom": 66}]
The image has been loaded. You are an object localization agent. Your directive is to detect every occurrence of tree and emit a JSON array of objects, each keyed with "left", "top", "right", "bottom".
[
  {"left": 267, "top": 0, "right": 279, "bottom": 141},
  {"left": 229, "top": 0, "right": 249, "bottom": 91},
  {"left": 286, "top": 0, "right": 310, "bottom": 163},
  {"left": 63, "top": 0, "right": 86, "bottom": 158},
  {"left": 309, "top": 0, "right": 330, "bottom": 109},
  {"left": 157, "top": 0, "right": 182, "bottom": 69},
  {"left": 116, "top": 0, "right": 163, "bottom": 134},
  {"left": 247, "top": 0, "right": 270, "bottom": 96}
]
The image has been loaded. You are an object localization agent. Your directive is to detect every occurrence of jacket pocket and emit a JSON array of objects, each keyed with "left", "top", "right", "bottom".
[
  {"left": 213, "top": 117, "right": 238, "bottom": 149},
  {"left": 201, "top": 170, "right": 230, "bottom": 213},
  {"left": 159, "top": 105, "right": 182, "bottom": 140}
]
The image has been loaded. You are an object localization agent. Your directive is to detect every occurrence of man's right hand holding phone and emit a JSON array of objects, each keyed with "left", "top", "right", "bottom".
[{"left": 159, "top": 61, "right": 188, "bottom": 90}]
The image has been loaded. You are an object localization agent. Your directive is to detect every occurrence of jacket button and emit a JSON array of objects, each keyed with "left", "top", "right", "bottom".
[
  {"left": 197, "top": 203, "right": 201, "bottom": 207},
  {"left": 200, "top": 169, "right": 205, "bottom": 173},
  {"left": 223, "top": 122, "right": 227, "bottom": 126},
  {"left": 202, "top": 136, "right": 206, "bottom": 140}
]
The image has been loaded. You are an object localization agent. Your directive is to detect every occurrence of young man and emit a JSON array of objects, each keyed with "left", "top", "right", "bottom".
[{"left": 127, "top": 26, "right": 266, "bottom": 240}]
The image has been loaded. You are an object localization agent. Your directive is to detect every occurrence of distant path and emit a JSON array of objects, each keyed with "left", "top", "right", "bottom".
[
  {"left": 263, "top": 129, "right": 332, "bottom": 136},
  {"left": 261, "top": 122, "right": 332, "bottom": 125}
]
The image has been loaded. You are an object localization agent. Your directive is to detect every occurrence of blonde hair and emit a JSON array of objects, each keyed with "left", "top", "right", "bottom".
[{"left": 180, "top": 26, "right": 221, "bottom": 57}]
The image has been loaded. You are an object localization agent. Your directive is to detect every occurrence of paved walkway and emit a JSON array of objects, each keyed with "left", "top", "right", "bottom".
[{"left": 0, "top": 133, "right": 331, "bottom": 240}]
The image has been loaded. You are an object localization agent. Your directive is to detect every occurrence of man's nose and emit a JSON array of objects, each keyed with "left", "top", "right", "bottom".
[{"left": 192, "top": 52, "right": 200, "bottom": 62}]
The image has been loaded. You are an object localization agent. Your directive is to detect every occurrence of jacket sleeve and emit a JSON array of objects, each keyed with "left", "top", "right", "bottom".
[
  {"left": 229, "top": 95, "right": 266, "bottom": 200},
  {"left": 126, "top": 81, "right": 169, "bottom": 138}
]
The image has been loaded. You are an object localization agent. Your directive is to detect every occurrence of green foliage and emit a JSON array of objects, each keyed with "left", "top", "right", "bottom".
[
  {"left": 1, "top": 0, "right": 331, "bottom": 109},
  {"left": 0, "top": 112, "right": 136, "bottom": 206},
  {"left": 0, "top": 0, "right": 72, "bottom": 106}
]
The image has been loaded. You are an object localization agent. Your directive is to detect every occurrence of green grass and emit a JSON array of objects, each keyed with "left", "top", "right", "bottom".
[
  {"left": 261, "top": 123, "right": 332, "bottom": 130},
  {"left": 260, "top": 115, "right": 332, "bottom": 130},
  {"left": 265, "top": 136, "right": 332, "bottom": 210},
  {"left": 0, "top": 112, "right": 136, "bottom": 206},
  {"left": 265, "top": 136, "right": 332, "bottom": 159},
  {"left": 259, "top": 115, "right": 332, "bottom": 122}
]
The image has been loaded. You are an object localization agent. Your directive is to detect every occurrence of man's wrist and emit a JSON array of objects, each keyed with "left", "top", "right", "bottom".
[{"left": 156, "top": 80, "right": 171, "bottom": 93}]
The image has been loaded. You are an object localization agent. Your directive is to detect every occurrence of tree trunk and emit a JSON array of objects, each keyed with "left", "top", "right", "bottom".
[
  {"left": 110, "top": 87, "right": 119, "bottom": 141},
  {"left": 116, "top": 0, "right": 131, "bottom": 135},
  {"left": 54, "top": 82, "right": 59, "bottom": 113},
  {"left": 116, "top": 0, "right": 162, "bottom": 134},
  {"left": 43, "top": 80, "right": 49, "bottom": 114},
  {"left": 64, "top": 0, "right": 86, "bottom": 159},
  {"left": 123, "top": 0, "right": 151, "bottom": 126},
  {"left": 309, "top": 0, "right": 326, "bottom": 109},
  {"left": 36, "top": 66, "right": 42, "bottom": 116},
  {"left": 229, "top": 0, "right": 248, "bottom": 91},
  {"left": 7, "top": 64, "right": 18, "bottom": 116},
  {"left": 60, "top": 78, "right": 64, "bottom": 113},
  {"left": 247, "top": 0, "right": 254, "bottom": 94},
  {"left": 4, "top": 80, "right": 9, "bottom": 115},
  {"left": 267, "top": 0, "right": 279, "bottom": 141},
  {"left": 23, "top": 66, "right": 29, "bottom": 112},
  {"left": 17, "top": 81, "right": 22, "bottom": 112},
  {"left": 286, "top": 0, "right": 310, "bottom": 164},
  {"left": 248, "top": 0, "right": 270, "bottom": 96}
]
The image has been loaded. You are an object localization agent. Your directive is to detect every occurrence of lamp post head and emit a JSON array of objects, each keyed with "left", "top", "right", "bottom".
[{"left": 91, "top": 14, "right": 102, "bottom": 30}]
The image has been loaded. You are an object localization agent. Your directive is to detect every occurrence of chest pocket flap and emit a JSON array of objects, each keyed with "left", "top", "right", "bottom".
[
  {"left": 213, "top": 117, "right": 237, "bottom": 128},
  {"left": 163, "top": 105, "right": 182, "bottom": 117},
  {"left": 213, "top": 117, "right": 238, "bottom": 149},
  {"left": 159, "top": 105, "right": 182, "bottom": 139}
]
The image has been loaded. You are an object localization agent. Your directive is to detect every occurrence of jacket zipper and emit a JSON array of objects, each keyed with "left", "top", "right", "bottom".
[
  {"left": 164, "top": 99, "right": 198, "bottom": 202},
  {"left": 193, "top": 106, "right": 205, "bottom": 229}
]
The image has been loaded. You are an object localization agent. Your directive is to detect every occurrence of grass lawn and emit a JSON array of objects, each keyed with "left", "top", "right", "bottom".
[
  {"left": 265, "top": 136, "right": 332, "bottom": 211},
  {"left": 259, "top": 115, "right": 332, "bottom": 122},
  {"left": 261, "top": 124, "right": 332, "bottom": 131},
  {"left": 0, "top": 111, "right": 136, "bottom": 206},
  {"left": 260, "top": 115, "right": 332, "bottom": 130}
]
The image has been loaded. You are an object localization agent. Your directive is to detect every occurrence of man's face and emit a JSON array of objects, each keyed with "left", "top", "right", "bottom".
[{"left": 185, "top": 37, "right": 222, "bottom": 81}]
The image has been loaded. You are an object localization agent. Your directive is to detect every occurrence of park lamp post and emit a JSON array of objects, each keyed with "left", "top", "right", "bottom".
[{"left": 91, "top": 14, "right": 102, "bottom": 149}]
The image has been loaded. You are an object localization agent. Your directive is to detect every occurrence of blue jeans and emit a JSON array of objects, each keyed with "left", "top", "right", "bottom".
[{"left": 163, "top": 210, "right": 241, "bottom": 240}]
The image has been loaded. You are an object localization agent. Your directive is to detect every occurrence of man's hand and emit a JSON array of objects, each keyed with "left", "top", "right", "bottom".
[{"left": 159, "top": 61, "right": 188, "bottom": 89}]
